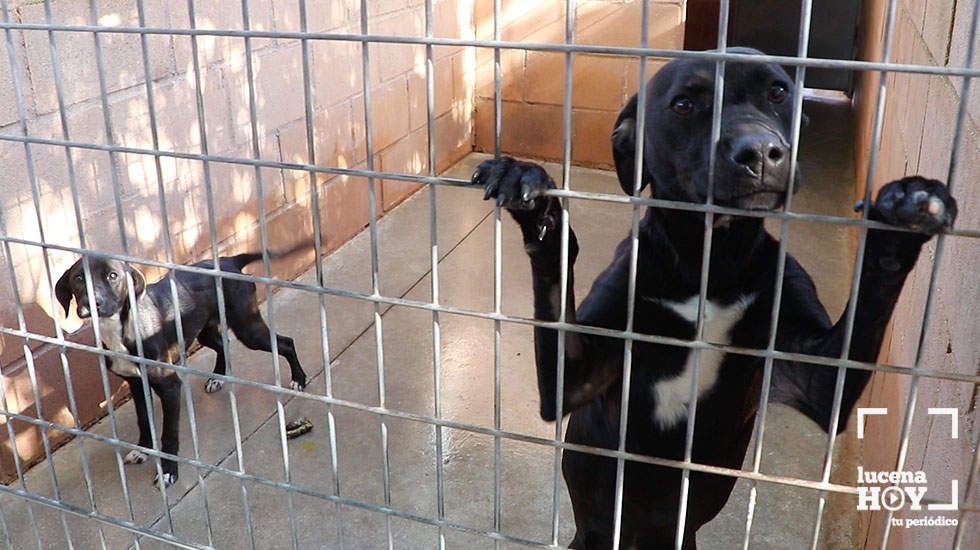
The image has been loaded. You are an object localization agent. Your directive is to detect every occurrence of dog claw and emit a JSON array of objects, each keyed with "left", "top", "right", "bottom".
[
  {"left": 290, "top": 380, "right": 306, "bottom": 392},
  {"left": 204, "top": 378, "right": 224, "bottom": 393},
  {"left": 123, "top": 449, "right": 148, "bottom": 465},
  {"left": 522, "top": 182, "right": 535, "bottom": 203},
  {"left": 153, "top": 472, "right": 177, "bottom": 489}
]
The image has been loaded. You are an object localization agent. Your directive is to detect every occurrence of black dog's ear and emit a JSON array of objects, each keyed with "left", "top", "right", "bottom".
[
  {"left": 55, "top": 260, "right": 80, "bottom": 315},
  {"left": 611, "top": 93, "right": 651, "bottom": 196},
  {"left": 126, "top": 265, "right": 146, "bottom": 297}
]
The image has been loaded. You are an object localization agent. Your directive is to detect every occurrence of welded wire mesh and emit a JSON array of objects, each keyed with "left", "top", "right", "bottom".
[{"left": 0, "top": 0, "right": 976, "bottom": 549}]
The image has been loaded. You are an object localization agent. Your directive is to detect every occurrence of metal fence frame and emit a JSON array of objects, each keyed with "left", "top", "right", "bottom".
[{"left": 0, "top": 0, "right": 977, "bottom": 548}]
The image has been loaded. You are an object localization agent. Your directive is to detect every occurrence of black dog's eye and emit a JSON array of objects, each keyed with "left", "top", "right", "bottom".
[
  {"left": 107, "top": 272, "right": 118, "bottom": 281},
  {"left": 768, "top": 83, "right": 789, "bottom": 103},
  {"left": 74, "top": 273, "right": 84, "bottom": 281},
  {"left": 670, "top": 96, "right": 695, "bottom": 115}
]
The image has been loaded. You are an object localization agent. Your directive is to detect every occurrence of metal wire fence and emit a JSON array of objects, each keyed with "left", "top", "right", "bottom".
[{"left": 0, "top": 0, "right": 976, "bottom": 548}]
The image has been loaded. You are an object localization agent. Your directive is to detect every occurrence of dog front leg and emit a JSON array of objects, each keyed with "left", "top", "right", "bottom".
[
  {"left": 124, "top": 376, "right": 152, "bottom": 465},
  {"left": 776, "top": 177, "right": 957, "bottom": 432},
  {"left": 151, "top": 375, "right": 182, "bottom": 488},
  {"left": 474, "top": 157, "right": 622, "bottom": 421}
]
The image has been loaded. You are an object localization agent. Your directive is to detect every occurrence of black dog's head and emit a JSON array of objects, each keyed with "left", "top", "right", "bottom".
[
  {"left": 56, "top": 257, "right": 146, "bottom": 319},
  {"left": 612, "top": 47, "right": 804, "bottom": 210}
]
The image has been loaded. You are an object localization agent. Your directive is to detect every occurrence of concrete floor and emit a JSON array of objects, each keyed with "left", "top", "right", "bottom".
[{"left": 1, "top": 99, "right": 864, "bottom": 549}]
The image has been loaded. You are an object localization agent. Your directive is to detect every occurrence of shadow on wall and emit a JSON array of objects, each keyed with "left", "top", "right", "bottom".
[
  {"left": 0, "top": 0, "right": 475, "bottom": 482},
  {"left": 472, "top": 0, "right": 685, "bottom": 169}
]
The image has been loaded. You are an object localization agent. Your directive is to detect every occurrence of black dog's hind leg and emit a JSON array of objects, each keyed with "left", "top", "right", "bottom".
[
  {"left": 199, "top": 324, "right": 228, "bottom": 393},
  {"left": 151, "top": 375, "right": 182, "bottom": 488},
  {"left": 474, "top": 157, "right": 624, "bottom": 421},
  {"left": 234, "top": 320, "right": 307, "bottom": 391},
  {"left": 773, "top": 177, "right": 957, "bottom": 432},
  {"left": 224, "top": 286, "right": 308, "bottom": 391}
]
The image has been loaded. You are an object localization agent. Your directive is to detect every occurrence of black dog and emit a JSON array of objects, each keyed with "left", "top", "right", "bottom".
[
  {"left": 473, "top": 48, "right": 957, "bottom": 547},
  {"left": 56, "top": 250, "right": 308, "bottom": 487}
]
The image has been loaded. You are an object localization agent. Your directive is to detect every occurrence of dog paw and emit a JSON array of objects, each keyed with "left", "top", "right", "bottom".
[
  {"left": 123, "top": 449, "right": 148, "bottom": 465},
  {"left": 872, "top": 177, "right": 957, "bottom": 234},
  {"left": 153, "top": 472, "right": 177, "bottom": 489},
  {"left": 472, "top": 157, "right": 556, "bottom": 212},
  {"left": 204, "top": 378, "right": 224, "bottom": 393},
  {"left": 290, "top": 379, "right": 306, "bottom": 392}
]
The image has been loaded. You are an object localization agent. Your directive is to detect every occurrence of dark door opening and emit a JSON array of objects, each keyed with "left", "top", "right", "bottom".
[{"left": 684, "top": 0, "right": 862, "bottom": 94}]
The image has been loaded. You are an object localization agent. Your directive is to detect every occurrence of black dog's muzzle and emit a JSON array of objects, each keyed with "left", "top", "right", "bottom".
[
  {"left": 728, "top": 131, "right": 788, "bottom": 180},
  {"left": 75, "top": 295, "right": 119, "bottom": 319},
  {"left": 713, "top": 120, "right": 793, "bottom": 208}
]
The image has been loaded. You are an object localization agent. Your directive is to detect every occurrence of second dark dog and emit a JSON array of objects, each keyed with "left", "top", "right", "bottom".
[
  {"left": 474, "top": 48, "right": 957, "bottom": 547},
  {"left": 56, "top": 250, "right": 308, "bottom": 487}
]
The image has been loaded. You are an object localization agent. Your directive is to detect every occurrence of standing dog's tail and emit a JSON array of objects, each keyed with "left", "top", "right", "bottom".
[{"left": 225, "top": 241, "right": 313, "bottom": 271}]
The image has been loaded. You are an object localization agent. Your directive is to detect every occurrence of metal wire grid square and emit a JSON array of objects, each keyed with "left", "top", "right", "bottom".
[{"left": 0, "top": 0, "right": 976, "bottom": 548}]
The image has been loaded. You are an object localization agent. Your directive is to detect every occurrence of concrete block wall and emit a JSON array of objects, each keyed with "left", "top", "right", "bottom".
[
  {"left": 0, "top": 0, "right": 474, "bottom": 482},
  {"left": 473, "top": 0, "right": 685, "bottom": 169},
  {"left": 853, "top": 0, "right": 979, "bottom": 546}
]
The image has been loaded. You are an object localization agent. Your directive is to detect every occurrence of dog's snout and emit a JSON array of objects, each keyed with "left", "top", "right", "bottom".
[
  {"left": 78, "top": 293, "right": 112, "bottom": 318},
  {"left": 729, "top": 134, "right": 787, "bottom": 177}
]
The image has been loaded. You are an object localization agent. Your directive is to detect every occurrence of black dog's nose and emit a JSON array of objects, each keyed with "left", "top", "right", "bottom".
[{"left": 730, "top": 134, "right": 786, "bottom": 177}]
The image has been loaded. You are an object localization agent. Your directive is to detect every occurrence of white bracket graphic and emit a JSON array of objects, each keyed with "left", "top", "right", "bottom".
[
  {"left": 927, "top": 480, "right": 959, "bottom": 510},
  {"left": 927, "top": 408, "right": 958, "bottom": 439},
  {"left": 856, "top": 407, "right": 888, "bottom": 439}
]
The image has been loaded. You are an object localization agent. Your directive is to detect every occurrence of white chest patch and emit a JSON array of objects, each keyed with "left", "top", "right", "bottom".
[
  {"left": 98, "top": 315, "right": 142, "bottom": 378},
  {"left": 647, "top": 294, "right": 756, "bottom": 429}
]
